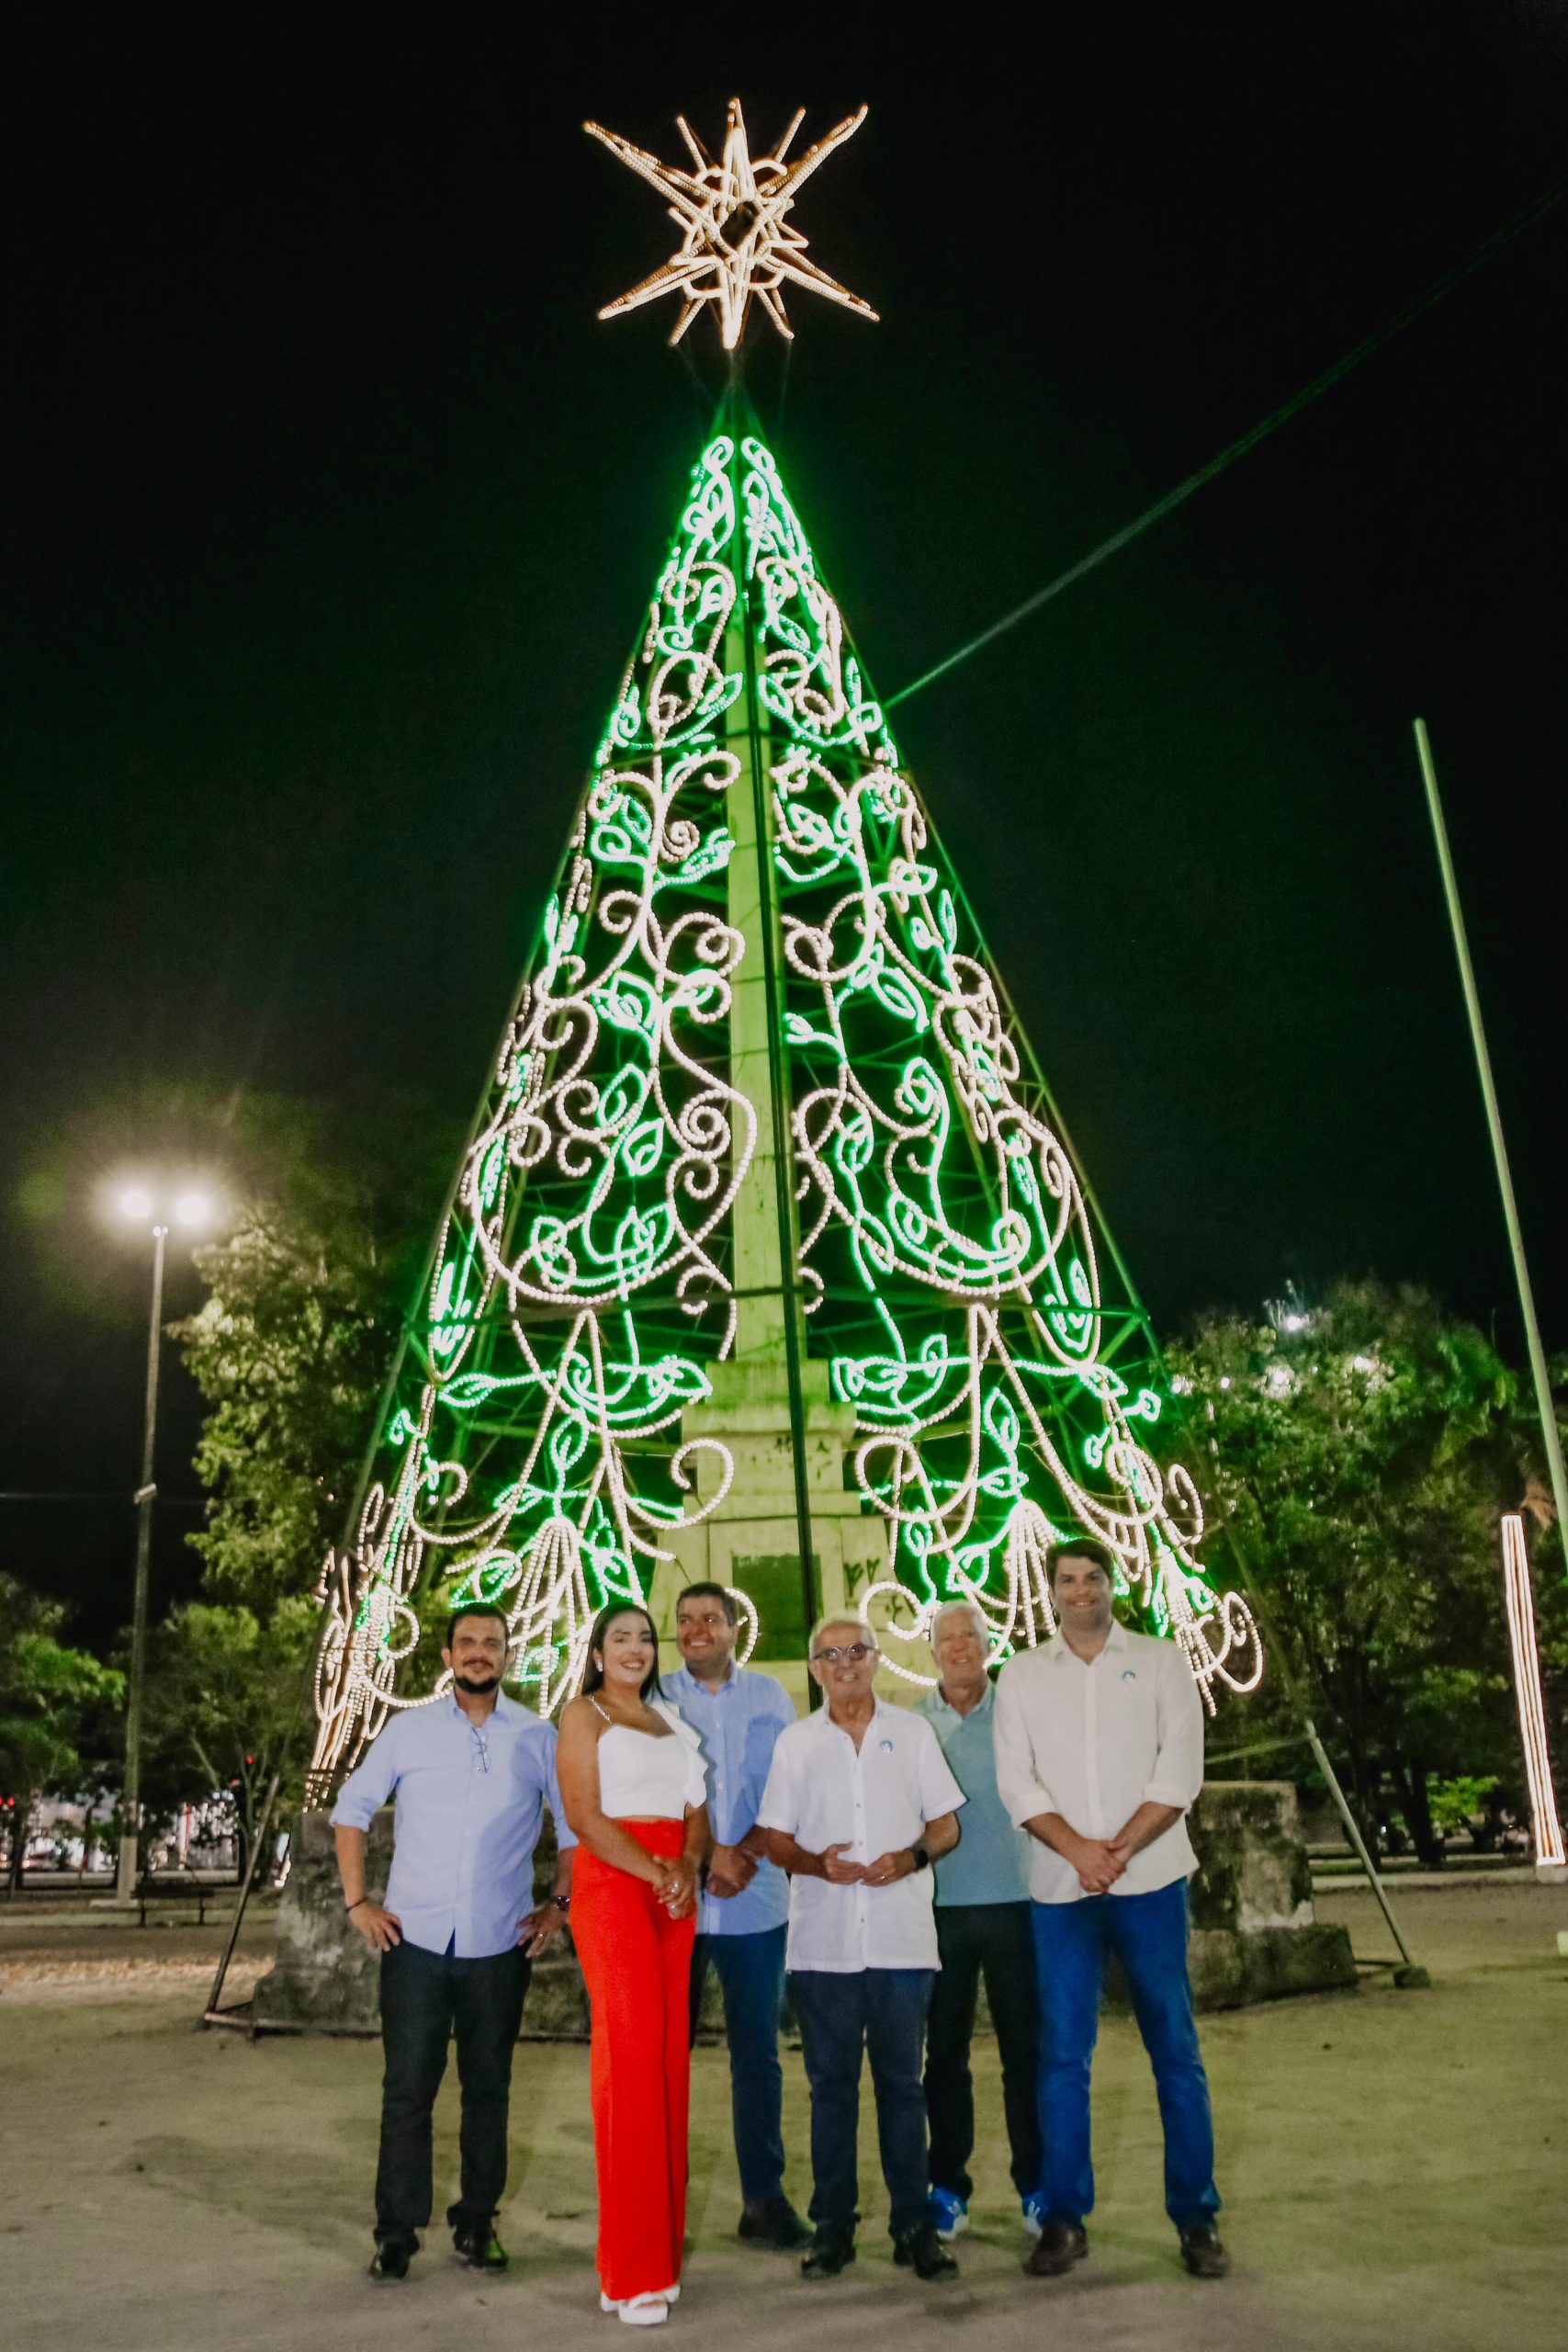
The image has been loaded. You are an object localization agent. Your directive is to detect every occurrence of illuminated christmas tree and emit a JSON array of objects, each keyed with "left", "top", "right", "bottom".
[{"left": 309, "top": 105, "right": 1261, "bottom": 1785}]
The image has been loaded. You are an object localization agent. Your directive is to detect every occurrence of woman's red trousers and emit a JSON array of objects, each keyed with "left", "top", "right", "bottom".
[{"left": 571, "top": 1820, "right": 696, "bottom": 2304}]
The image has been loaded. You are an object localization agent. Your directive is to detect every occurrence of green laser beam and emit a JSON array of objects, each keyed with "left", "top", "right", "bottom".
[{"left": 886, "top": 174, "right": 1568, "bottom": 711}]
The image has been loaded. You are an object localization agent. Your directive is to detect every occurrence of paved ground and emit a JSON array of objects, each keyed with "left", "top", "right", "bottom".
[{"left": 3, "top": 1879, "right": 1565, "bottom": 2351}]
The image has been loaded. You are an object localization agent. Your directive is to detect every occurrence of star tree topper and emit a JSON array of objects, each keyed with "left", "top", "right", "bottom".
[{"left": 584, "top": 98, "right": 877, "bottom": 350}]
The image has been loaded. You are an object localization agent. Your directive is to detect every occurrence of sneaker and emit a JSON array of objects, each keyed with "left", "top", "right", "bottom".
[
  {"left": 927, "top": 2187, "right": 968, "bottom": 2240},
  {"left": 1021, "top": 2194, "right": 1045, "bottom": 2239},
  {"left": 738, "top": 2198, "right": 813, "bottom": 2250},
  {"left": 1179, "top": 2226, "right": 1229, "bottom": 2278},
  {"left": 1025, "top": 2219, "right": 1089, "bottom": 2277},
  {"left": 893, "top": 2222, "right": 960, "bottom": 2282},
  {"left": 452, "top": 2217, "right": 508, "bottom": 2269},
  {"left": 369, "top": 2233, "right": 416, "bottom": 2283},
  {"left": 800, "top": 2224, "right": 857, "bottom": 2279}
]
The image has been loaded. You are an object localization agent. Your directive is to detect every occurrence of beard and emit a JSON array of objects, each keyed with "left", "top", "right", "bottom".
[{"left": 454, "top": 1669, "right": 502, "bottom": 1695}]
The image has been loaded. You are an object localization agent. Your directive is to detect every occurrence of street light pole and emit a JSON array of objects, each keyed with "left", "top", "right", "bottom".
[{"left": 117, "top": 1222, "right": 167, "bottom": 1902}]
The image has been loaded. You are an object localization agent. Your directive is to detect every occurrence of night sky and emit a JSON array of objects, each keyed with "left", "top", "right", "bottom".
[{"left": 6, "top": 11, "right": 1566, "bottom": 1646}]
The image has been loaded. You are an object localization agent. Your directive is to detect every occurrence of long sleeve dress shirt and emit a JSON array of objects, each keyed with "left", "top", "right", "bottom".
[
  {"left": 992, "top": 1622, "right": 1204, "bottom": 1905},
  {"left": 758, "top": 1697, "right": 965, "bottom": 1973},
  {"left": 330, "top": 1690, "right": 574, "bottom": 1957},
  {"left": 663, "top": 1662, "right": 795, "bottom": 1937}
]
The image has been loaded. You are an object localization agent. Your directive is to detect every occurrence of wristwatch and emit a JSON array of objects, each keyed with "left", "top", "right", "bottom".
[
  {"left": 910, "top": 1846, "right": 931, "bottom": 1872},
  {"left": 551, "top": 1893, "right": 571, "bottom": 1914}
]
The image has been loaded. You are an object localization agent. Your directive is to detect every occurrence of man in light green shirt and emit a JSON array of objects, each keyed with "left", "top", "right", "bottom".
[{"left": 916, "top": 1600, "right": 1043, "bottom": 2244}]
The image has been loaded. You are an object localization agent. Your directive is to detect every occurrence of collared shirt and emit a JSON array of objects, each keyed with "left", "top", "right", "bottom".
[
  {"left": 664, "top": 1662, "right": 795, "bottom": 1937},
  {"left": 993, "top": 1621, "right": 1203, "bottom": 1905},
  {"left": 330, "top": 1690, "right": 574, "bottom": 1958},
  {"left": 757, "top": 1695, "right": 965, "bottom": 1973},
  {"left": 915, "top": 1679, "right": 1032, "bottom": 1907}
]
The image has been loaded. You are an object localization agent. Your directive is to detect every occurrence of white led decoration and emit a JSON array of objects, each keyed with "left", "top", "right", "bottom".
[
  {"left": 585, "top": 99, "right": 877, "bottom": 350},
  {"left": 307, "top": 416, "right": 1263, "bottom": 1786},
  {"left": 1501, "top": 1513, "right": 1566, "bottom": 1879}
]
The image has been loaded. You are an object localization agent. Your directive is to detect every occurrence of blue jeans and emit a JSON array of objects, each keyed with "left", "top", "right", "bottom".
[
  {"left": 689, "top": 1926, "right": 788, "bottom": 2208},
  {"left": 789, "top": 1968, "right": 933, "bottom": 2237},
  {"left": 1032, "top": 1881, "right": 1221, "bottom": 2233}
]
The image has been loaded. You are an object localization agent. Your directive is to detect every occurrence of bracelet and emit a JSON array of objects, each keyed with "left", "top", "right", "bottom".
[{"left": 346, "top": 1897, "right": 369, "bottom": 1913}]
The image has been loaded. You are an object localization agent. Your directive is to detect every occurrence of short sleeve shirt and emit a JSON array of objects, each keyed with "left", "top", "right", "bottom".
[{"left": 757, "top": 1698, "right": 964, "bottom": 1973}]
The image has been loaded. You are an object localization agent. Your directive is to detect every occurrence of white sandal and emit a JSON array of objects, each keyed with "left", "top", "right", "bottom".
[{"left": 601, "top": 2288, "right": 677, "bottom": 2324}]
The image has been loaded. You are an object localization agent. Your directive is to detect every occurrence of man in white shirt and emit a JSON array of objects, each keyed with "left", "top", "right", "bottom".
[
  {"left": 759, "top": 1613, "right": 964, "bottom": 2285},
  {"left": 994, "top": 1540, "right": 1228, "bottom": 2281}
]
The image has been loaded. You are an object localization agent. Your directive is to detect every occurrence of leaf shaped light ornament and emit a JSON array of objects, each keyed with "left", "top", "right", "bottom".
[{"left": 585, "top": 98, "right": 878, "bottom": 350}]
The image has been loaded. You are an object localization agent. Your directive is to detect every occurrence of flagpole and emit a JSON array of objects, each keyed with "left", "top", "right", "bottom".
[{"left": 1414, "top": 718, "right": 1568, "bottom": 1577}]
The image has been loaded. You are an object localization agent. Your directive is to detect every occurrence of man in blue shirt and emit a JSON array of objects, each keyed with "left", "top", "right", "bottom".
[
  {"left": 916, "top": 1600, "right": 1043, "bottom": 2244},
  {"left": 665, "top": 1580, "right": 810, "bottom": 2250},
  {"left": 332, "top": 1602, "right": 574, "bottom": 2282}
]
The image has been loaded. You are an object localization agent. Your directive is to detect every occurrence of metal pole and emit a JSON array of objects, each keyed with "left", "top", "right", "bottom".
[
  {"left": 1301, "top": 1715, "right": 1427, "bottom": 1985},
  {"left": 204, "top": 1768, "right": 282, "bottom": 2025},
  {"left": 735, "top": 410, "right": 819, "bottom": 1690},
  {"left": 117, "top": 1223, "right": 165, "bottom": 1902},
  {"left": 1416, "top": 718, "right": 1568, "bottom": 1579}
]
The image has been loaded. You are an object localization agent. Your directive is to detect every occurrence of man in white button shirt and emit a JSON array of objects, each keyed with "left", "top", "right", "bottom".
[
  {"left": 758, "top": 1613, "right": 964, "bottom": 2285},
  {"left": 994, "top": 1540, "right": 1228, "bottom": 2282}
]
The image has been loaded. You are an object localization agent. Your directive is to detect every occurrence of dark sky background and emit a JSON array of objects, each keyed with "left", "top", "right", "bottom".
[{"left": 5, "top": 9, "right": 1566, "bottom": 1647}]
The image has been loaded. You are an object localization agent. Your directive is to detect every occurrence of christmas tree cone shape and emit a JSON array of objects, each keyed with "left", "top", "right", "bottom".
[{"left": 308, "top": 401, "right": 1262, "bottom": 1778}]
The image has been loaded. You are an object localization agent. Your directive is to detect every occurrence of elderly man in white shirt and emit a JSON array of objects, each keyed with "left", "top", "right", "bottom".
[
  {"left": 759, "top": 1612, "right": 964, "bottom": 2285},
  {"left": 994, "top": 1539, "right": 1228, "bottom": 2282}
]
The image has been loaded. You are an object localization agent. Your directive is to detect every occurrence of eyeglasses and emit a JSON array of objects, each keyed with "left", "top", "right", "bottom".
[
  {"left": 470, "top": 1725, "right": 491, "bottom": 1775},
  {"left": 812, "top": 1642, "right": 876, "bottom": 1665}
]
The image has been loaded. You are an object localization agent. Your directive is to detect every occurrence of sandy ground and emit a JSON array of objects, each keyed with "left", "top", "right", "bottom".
[{"left": 3, "top": 1880, "right": 1565, "bottom": 2352}]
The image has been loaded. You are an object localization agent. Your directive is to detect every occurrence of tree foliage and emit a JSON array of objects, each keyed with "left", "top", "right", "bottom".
[
  {"left": 139, "top": 1598, "right": 317, "bottom": 1864},
  {"left": 0, "top": 1572, "right": 123, "bottom": 1882},
  {"left": 1166, "top": 1280, "right": 1568, "bottom": 1864},
  {"left": 171, "top": 1094, "right": 450, "bottom": 1617}
]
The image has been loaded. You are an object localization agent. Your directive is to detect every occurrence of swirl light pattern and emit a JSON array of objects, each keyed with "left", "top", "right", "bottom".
[{"left": 309, "top": 410, "right": 1259, "bottom": 1787}]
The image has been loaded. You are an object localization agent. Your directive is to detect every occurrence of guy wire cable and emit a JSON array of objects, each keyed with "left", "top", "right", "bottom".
[{"left": 886, "top": 172, "right": 1568, "bottom": 711}]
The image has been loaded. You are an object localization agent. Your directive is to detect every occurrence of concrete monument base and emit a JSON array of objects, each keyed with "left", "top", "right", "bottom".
[{"left": 250, "top": 1776, "right": 1352, "bottom": 2035}]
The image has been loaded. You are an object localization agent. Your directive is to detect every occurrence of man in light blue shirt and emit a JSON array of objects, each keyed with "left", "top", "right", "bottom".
[
  {"left": 332, "top": 1603, "right": 573, "bottom": 2282},
  {"left": 665, "top": 1580, "right": 809, "bottom": 2250},
  {"left": 916, "top": 1600, "right": 1043, "bottom": 2244}
]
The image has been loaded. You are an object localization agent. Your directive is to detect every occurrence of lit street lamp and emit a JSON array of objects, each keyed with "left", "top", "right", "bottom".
[{"left": 113, "top": 1182, "right": 216, "bottom": 1901}]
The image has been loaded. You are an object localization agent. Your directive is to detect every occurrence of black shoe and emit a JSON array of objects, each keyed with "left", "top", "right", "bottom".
[
  {"left": 1179, "top": 2226, "right": 1229, "bottom": 2278},
  {"left": 369, "top": 2234, "right": 416, "bottom": 2283},
  {"left": 739, "top": 2198, "right": 813, "bottom": 2250},
  {"left": 801, "top": 2225, "right": 857, "bottom": 2279},
  {"left": 451, "top": 2216, "right": 509, "bottom": 2270},
  {"left": 893, "top": 2223, "right": 959, "bottom": 2282},
  {"left": 1026, "top": 2219, "right": 1089, "bottom": 2277}
]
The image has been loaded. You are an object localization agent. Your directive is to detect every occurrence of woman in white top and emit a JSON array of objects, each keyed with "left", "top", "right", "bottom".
[{"left": 558, "top": 1604, "right": 710, "bottom": 2326}]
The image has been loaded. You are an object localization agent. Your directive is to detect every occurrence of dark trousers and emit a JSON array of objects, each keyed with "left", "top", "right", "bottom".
[
  {"left": 924, "top": 1901, "right": 1042, "bottom": 2200},
  {"left": 789, "top": 1967, "right": 933, "bottom": 2237},
  {"left": 1031, "top": 1883, "right": 1221, "bottom": 2233},
  {"left": 376, "top": 1939, "right": 529, "bottom": 2243},
  {"left": 689, "top": 1925, "right": 788, "bottom": 2208}
]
